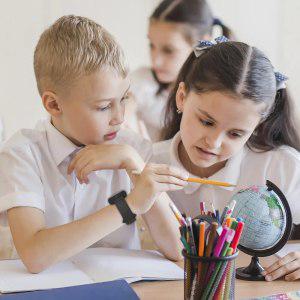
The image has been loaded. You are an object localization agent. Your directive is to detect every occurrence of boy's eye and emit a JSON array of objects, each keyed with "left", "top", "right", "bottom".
[
  {"left": 121, "top": 94, "right": 130, "bottom": 103},
  {"left": 200, "top": 118, "right": 214, "bottom": 127},
  {"left": 97, "top": 104, "right": 111, "bottom": 111}
]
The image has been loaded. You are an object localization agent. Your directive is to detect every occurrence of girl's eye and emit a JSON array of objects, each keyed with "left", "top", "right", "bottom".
[
  {"left": 200, "top": 119, "right": 214, "bottom": 127},
  {"left": 229, "top": 131, "right": 243, "bottom": 138},
  {"left": 163, "top": 48, "right": 174, "bottom": 55}
]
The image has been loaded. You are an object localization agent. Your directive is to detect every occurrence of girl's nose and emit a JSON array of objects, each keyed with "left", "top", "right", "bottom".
[
  {"left": 152, "top": 52, "right": 163, "bottom": 69},
  {"left": 205, "top": 132, "right": 223, "bottom": 150}
]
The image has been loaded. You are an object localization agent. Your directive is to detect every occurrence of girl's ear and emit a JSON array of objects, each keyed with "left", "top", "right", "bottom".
[{"left": 176, "top": 82, "right": 187, "bottom": 112}]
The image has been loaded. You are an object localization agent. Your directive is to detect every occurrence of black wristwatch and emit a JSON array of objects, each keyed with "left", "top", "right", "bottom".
[{"left": 108, "top": 191, "right": 136, "bottom": 225}]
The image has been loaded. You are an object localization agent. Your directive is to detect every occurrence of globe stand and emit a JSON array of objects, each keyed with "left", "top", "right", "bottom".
[{"left": 236, "top": 256, "right": 265, "bottom": 281}]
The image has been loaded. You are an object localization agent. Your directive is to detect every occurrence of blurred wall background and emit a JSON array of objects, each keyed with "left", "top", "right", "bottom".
[{"left": 0, "top": 0, "right": 299, "bottom": 139}]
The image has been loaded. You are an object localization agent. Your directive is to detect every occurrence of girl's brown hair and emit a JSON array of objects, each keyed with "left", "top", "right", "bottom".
[{"left": 162, "top": 41, "right": 300, "bottom": 152}]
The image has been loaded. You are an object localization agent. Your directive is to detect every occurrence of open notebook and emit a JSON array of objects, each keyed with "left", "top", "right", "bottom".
[{"left": 0, "top": 247, "right": 184, "bottom": 293}]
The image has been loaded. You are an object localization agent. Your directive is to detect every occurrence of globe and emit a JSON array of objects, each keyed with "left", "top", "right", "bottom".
[
  {"left": 231, "top": 184, "right": 286, "bottom": 250},
  {"left": 230, "top": 180, "right": 292, "bottom": 281}
]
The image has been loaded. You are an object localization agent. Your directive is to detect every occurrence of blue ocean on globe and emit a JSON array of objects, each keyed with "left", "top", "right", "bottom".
[{"left": 231, "top": 185, "right": 286, "bottom": 250}]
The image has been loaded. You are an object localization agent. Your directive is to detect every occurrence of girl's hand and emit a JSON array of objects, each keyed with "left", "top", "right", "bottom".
[
  {"left": 126, "top": 163, "right": 189, "bottom": 215},
  {"left": 262, "top": 251, "right": 300, "bottom": 281},
  {"left": 67, "top": 144, "right": 143, "bottom": 184}
]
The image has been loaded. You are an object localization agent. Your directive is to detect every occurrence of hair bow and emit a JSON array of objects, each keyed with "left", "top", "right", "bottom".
[
  {"left": 194, "top": 36, "right": 229, "bottom": 57},
  {"left": 275, "top": 71, "right": 288, "bottom": 90}
]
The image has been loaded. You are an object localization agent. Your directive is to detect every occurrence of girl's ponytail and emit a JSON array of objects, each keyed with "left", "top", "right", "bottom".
[
  {"left": 247, "top": 88, "right": 300, "bottom": 152},
  {"left": 213, "top": 18, "right": 233, "bottom": 39}
]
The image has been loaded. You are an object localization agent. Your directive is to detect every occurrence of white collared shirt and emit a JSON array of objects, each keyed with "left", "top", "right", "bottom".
[
  {"left": 130, "top": 67, "right": 169, "bottom": 142},
  {"left": 0, "top": 119, "right": 152, "bottom": 254},
  {"left": 151, "top": 132, "right": 300, "bottom": 224}
]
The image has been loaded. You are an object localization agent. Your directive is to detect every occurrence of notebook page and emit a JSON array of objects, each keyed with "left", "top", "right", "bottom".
[
  {"left": 0, "top": 259, "right": 92, "bottom": 293},
  {"left": 72, "top": 247, "right": 184, "bottom": 283}
]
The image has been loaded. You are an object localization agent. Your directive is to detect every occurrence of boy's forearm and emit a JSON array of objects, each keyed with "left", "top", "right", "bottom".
[
  {"left": 142, "top": 193, "right": 183, "bottom": 261},
  {"left": 9, "top": 205, "right": 124, "bottom": 273}
]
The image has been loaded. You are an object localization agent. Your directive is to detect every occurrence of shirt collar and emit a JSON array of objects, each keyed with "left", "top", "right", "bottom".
[
  {"left": 43, "top": 119, "right": 81, "bottom": 166},
  {"left": 170, "top": 131, "right": 245, "bottom": 194}
]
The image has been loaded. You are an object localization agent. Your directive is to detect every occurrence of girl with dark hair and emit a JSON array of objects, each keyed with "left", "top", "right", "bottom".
[
  {"left": 151, "top": 37, "right": 300, "bottom": 281},
  {"left": 127, "top": 0, "right": 232, "bottom": 142}
]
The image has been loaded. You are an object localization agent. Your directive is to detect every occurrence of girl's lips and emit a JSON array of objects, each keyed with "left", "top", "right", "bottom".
[
  {"left": 195, "top": 146, "right": 217, "bottom": 160},
  {"left": 104, "top": 131, "right": 118, "bottom": 140}
]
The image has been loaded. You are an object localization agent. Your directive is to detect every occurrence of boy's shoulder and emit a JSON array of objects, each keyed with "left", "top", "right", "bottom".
[{"left": 0, "top": 121, "right": 46, "bottom": 155}]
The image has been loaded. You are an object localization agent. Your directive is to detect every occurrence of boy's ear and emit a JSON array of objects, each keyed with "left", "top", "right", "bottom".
[
  {"left": 42, "top": 91, "right": 62, "bottom": 117},
  {"left": 175, "top": 82, "right": 187, "bottom": 112}
]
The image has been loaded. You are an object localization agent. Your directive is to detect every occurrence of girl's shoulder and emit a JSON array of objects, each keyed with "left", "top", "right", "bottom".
[
  {"left": 150, "top": 139, "right": 173, "bottom": 164},
  {"left": 244, "top": 146, "right": 300, "bottom": 180},
  {"left": 130, "top": 67, "right": 157, "bottom": 94},
  {"left": 245, "top": 145, "right": 300, "bottom": 165},
  {"left": 130, "top": 67, "right": 154, "bottom": 82}
]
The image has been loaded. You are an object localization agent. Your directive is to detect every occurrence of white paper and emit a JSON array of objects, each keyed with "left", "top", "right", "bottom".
[
  {"left": 72, "top": 247, "right": 184, "bottom": 283},
  {"left": 276, "top": 243, "right": 300, "bottom": 258},
  {"left": 0, "top": 247, "right": 184, "bottom": 293},
  {"left": 0, "top": 260, "right": 92, "bottom": 293}
]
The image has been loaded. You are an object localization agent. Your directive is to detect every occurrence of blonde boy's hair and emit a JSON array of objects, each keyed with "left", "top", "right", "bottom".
[{"left": 34, "top": 15, "right": 127, "bottom": 96}]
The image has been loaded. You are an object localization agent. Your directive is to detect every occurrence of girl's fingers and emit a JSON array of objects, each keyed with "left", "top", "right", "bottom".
[
  {"left": 156, "top": 182, "right": 185, "bottom": 192},
  {"left": 153, "top": 174, "right": 188, "bottom": 187},
  {"left": 150, "top": 164, "right": 189, "bottom": 180},
  {"left": 265, "top": 259, "right": 300, "bottom": 281},
  {"left": 263, "top": 252, "right": 299, "bottom": 275},
  {"left": 285, "top": 268, "right": 300, "bottom": 281}
]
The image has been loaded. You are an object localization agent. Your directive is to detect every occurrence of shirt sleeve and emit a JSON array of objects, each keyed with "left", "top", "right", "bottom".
[
  {"left": 266, "top": 147, "right": 300, "bottom": 224},
  {"left": 0, "top": 145, "right": 45, "bottom": 213}
]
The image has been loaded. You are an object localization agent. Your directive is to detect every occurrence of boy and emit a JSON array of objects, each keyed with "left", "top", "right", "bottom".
[{"left": 0, "top": 15, "right": 188, "bottom": 273}]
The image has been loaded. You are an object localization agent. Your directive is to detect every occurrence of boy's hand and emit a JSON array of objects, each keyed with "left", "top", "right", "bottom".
[
  {"left": 262, "top": 251, "right": 300, "bottom": 281},
  {"left": 126, "top": 163, "right": 189, "bottom": 215},
  {"left": 67, "top": 144, "right": 143, "bottom": 184}
]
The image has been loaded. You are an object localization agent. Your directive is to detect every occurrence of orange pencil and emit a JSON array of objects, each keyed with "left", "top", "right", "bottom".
[
  {"left": 197, "top": 222, "right": 206, "bottom": 279},
  {"left": 187, "top": 177, "right": 236, "bottom": 187},
  {"left": 225, "top": 217, "right": 232, "bottom": 228}
]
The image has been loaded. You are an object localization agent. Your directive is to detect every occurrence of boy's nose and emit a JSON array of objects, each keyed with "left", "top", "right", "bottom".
[{"left": 110, "top": 105, "right": 124, "bottom": 126}]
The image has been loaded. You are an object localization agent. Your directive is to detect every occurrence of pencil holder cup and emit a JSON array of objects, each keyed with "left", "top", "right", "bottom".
[{"left": 182, "top": 249, "right": 238, "bottom": 300}]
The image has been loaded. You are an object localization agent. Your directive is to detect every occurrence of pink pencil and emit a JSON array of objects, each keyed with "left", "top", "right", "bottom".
[{"left": 204, "top": 227, "right": 229, "bottom": 284}]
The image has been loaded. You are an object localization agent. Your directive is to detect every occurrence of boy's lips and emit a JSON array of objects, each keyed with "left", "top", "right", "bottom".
[{"left": 104, "top": 131, "right": 118, "bottom": 140}]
